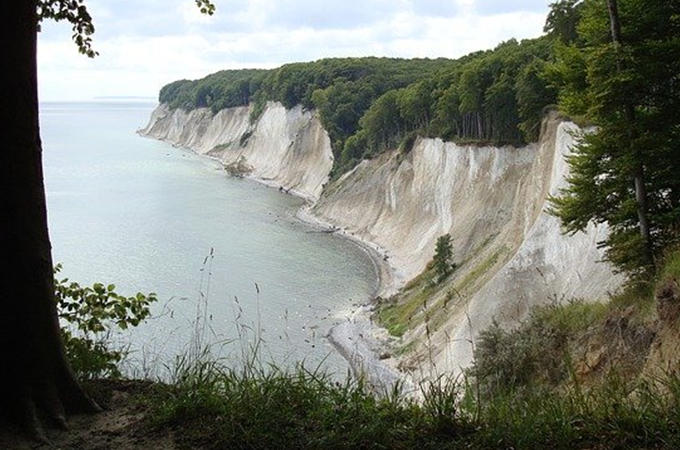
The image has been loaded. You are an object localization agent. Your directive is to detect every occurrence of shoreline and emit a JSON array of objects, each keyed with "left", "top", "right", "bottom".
[
  {"left": 295, "top": 206, "right": 400, "bottom": 299},
  {"left": 139, "top": 129, "right": 413, "bottom": 393},
  {"left": 296, "top": 206, "right": 415, "bottom": 395}
]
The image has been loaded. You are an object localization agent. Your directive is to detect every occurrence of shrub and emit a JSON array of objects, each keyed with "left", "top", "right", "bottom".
[
  {"left": 54, "top": 264, "right": 157, "bottom": 379},
  {"left": 467, "top": 301, "right": 600, "bottom": 397}
]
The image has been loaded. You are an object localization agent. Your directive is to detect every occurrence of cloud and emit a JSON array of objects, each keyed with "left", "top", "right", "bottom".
[
  {"left": 37, "top": 0, "right": 548, "bottom": 101},
  {"left": 472, "top": 0, "right": 551, "bottom": 15},
  {"left": 255, "top": 0, "right": 402, "bottom": 30},
  {"left": 410, "top": 0, "right": 460, "bottom": 17}
]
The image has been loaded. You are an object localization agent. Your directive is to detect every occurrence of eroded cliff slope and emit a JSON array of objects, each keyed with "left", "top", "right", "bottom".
[{"left": 313, "top": 112, "right": 623, "bottom": 375}]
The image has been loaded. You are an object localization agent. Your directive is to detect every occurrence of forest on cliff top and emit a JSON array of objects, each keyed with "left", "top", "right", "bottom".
[{"left": 159, "top": 36, "right": 556, "bottom": 176}]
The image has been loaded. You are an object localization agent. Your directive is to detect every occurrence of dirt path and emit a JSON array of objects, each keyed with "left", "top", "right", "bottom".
[{"left": 0, "top": 381, "right": 176, "bottom": 450}]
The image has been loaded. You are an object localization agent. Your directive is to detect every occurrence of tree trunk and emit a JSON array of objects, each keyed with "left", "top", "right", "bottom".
[
  {"left": 1, "top": 0, "right": 99, "bottom": 439},
  {"left": 606, "top": 0, "right": 655, "bottom": 267},
  {"left": 606, "top": 0, "right": 623, "bottom": 46},
  {"left": 477, "top": 112, "right": 483, "bottom": 140}
]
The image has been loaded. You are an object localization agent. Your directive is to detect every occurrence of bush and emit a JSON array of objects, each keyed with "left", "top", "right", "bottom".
[
  {"left": 399, "top": 131, "right": 419, "bottom": 155},
  {"left": 467, "top": 300, "right": 604, "bottom": 397},
  {"left": 54, "top": 264, "right": 157, "bottom": 379}
]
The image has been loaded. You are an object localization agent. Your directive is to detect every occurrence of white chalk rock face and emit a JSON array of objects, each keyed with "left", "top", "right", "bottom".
[
  {"left": 313, "top": 113, "right": 623, "bottom": 373},
  {"left": 313, "top": 127, "right": 541, "bottom": 287},
  {"left": 430, "top": 121, "right": 624, "bottom": 374},
  {"left": 140, "top": 102, "right": 333, "bottom": 202}
]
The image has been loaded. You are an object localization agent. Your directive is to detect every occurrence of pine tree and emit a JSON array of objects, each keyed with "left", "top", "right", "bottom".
[
  {"left": 433, "top": 234, "right": 455, "bottom": 282},
  {"left": 548, "top": 0, "right": 680, "bottom": 275}
]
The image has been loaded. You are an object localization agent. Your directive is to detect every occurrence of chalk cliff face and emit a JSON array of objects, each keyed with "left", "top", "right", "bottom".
[
  {"left": 141, "top": 102, "right": 334, "bottom": 201},
  {"left": 313, "top": 113, "right": 622, "bottom": 373},
  {"left": 313, "top": 133, "right": 539, "bottom": 288},
  {"left": 142, "top": 103, "right": 623, "bottom": 374},
  {"left": 430, "top": 120, "right": 622, "bottom": 373}
]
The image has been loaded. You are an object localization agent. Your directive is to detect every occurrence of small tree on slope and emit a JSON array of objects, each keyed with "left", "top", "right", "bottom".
[{"left": 434, "top": 234, "right": 455, "bottom": 283}]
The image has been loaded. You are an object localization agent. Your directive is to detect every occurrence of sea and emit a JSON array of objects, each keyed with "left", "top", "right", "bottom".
[{"left": 41, "top": 101, "right": 376, "bottom": 377}]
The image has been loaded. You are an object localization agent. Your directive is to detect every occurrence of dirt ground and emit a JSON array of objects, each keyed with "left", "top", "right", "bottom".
[{"left": 0, "top": 380, "right": 175, "bottom": 450}]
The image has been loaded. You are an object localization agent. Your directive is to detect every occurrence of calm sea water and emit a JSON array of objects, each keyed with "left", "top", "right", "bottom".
[{"left": 41, "top": 101, "right": 376, "bottom": 376}]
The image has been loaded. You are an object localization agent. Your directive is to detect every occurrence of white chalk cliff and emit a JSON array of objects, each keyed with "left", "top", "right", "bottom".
[
  {"left": 141, "top": 101, "right": 333, "bottom": 202},
  {"left": 141, "top": 103, "right": 623, "bottom": 375}
]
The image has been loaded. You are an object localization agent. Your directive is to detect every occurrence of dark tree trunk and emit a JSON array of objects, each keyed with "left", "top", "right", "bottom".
[
  {"left": 1, "top": 0, "right": 98, "bottom": 439},
  {"left": 606, "top": 0, "right": 623, "bottom": 45},
  {"left": 606, "top": 0, "right": 655, "bottom": 267},
  {"left": 477, "top": 112, "right": 483, "bottom": 140}
]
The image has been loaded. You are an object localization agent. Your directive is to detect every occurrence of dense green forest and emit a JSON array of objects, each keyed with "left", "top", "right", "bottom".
[
  {"left": 158, "top": 40, "right": 560, "bottom": 175},
  {"left": 547, "top": 0, "right": 680, "bottom": 275}
]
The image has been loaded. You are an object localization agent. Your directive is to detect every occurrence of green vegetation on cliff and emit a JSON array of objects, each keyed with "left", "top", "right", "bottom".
[
  {"left": 159, "top": 69, "right": 268, "bottom": 114},
  {"left": 158, "top": 38, "right": 558, "bottom": 176},
  {"left": 547, "top": 0, "right": 680, "bottom": 275}
]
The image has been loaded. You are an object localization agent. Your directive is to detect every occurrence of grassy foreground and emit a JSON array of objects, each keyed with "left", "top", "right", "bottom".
[
  {"left": 131, "top": 359, "right": 680, "bottom": 449},
  {"left": 47, "top": 248, "right": 678, "bottom": 449},
  {"left": 127, "top": 250, "right": 680, "bottom": 449}
]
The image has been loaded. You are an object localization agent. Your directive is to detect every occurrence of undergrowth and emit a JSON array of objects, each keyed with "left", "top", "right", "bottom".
[
  {"left": 148, "top": 360, "right": 457, "bottom": 449},
  {"left": 467, "top": 298, "right": 609, "bottom": 396},
  {"left": 55, "top": 264, "right": 157, "bottom": 379},
  {"left": 142, "top": 353, "right": 680, "bottom": 449},
  {"left": 65, "top": 249, "right": 680, "bottom": 448}
]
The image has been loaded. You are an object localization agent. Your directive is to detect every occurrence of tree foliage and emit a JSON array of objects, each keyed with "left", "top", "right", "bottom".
[
  {"left": 36, "top": 0, "right": 215, "bottom": 57},
  {"left": 433, "top": 234, "right": 455, "bottom": 283},
  {"left": 159, "top": 70, "right": 268, "bottom": 113},
  {"left": 160, "top": 37, "right": 560, "bottom": 176},
  {"left": 544, "top": 0, "right": 585, "bottom": 43},
  {"left": 54, "top": 264, "right": 157, "bottom": 379},
  {"left": 37, "top": 0, "right": 98, "bottom": 57},
  {"left": 548, "top": 0, "right": 680, "bottom": 274}
]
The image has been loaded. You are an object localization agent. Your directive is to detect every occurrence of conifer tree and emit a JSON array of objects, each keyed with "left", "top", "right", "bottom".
[
  {"left": 433, "top": 234, "right": 455, "bottom": 283},
  {"left": 549, "top": 0, "right": 680, "bottom": 275}
]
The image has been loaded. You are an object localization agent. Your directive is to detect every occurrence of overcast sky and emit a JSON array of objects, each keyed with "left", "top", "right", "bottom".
[{"left": 37, "top": 0, "right": 552, "bottom": 101}]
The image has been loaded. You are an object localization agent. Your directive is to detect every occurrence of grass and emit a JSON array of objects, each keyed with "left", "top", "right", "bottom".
[
  {"left": 454, "top": 247, "right": 505, "bottom": 294},
  {"left": 210, "top": 142, "right": 234, "bottom": 153},
  {"left": 532, "top": 298, "right": 609, "bottom": 333},
  {"left": 377, "top": 245, "right": 508, "bottom": 339},
  {"left": 58, "top": 248, "right": 679, "bottom": 449},
  {"left": 659, "top": 248, "right": 680, "bottom": 282},
  {"left": 145, "top": 358, "right": 464, "bottom": 449},
  {"left": 378, "top": 309, "right": 409, "bottom": 337},
  {"left": 377, "top": 266, "right": 439, "bottom": 338},
  {"left": 139, "top": 353, "right": 680, "bottom": 449},
  {"left": 73, "top": 246, "right": 680, "bottom": 449},
  {"left": 377, "top": 287, "right": 432, "bottom": 338},
  {"left": 468, "top": 374, "right": 680, "bottom": 449}
]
